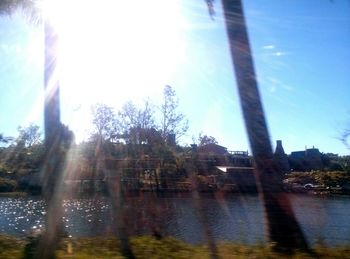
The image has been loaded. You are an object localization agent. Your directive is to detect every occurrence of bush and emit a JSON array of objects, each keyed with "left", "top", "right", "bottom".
[{"left": 0, "top": 177, "right": 17, "bottom": 192}]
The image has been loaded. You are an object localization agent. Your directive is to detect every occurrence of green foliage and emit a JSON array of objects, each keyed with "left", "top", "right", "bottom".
[
  {"left": 55, "top": 237, "right": 123, "bottom": 258},
  {"left": 0, "top": 133, "right": 14, "bottom": 146},
  {"left": 16, "top": 124, "right": 42, "bottom": 148},
  {"left": 0, "top": 192, "right": 27, "bottom": 197},
  {"left": 2, "top": 235, "right": 350, "bottom": 258},
  {"left": 0, "top": 125, "right": 46, "bottom": 193},
  {"left": 1, "top": 143, "right": 45, "bottom": 172},
  {"left": 322, "top": 154, "right": 350, "bottom": 173},
  {"left": 61, "top": 124, "right": 75, "bottom": 149},
  {"left": 0, "top": 235, "right": 25, "bottom": 259},
  {"left": 0, "top": 177, "right": 17, "bottom": 192},
  {"left": 131, "top": 236, "right": 198, "bottom": 259},
  {"left": 0, "top": 88, "right": 202, "bottom": 193}
]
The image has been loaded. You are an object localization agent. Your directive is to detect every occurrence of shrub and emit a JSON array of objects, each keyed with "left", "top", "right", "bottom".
[{"left": 0, "top": 177, "right": 17, "bottom": 192}]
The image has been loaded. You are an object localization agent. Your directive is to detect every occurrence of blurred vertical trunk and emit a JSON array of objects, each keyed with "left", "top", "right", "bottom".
[
  {"left": 36, "top": 20, "right": 63, "bottom": 258},
  {"left": 44, "top": 22, "right": 61, "bottom": 149},
  {"left": 106, "top": 159, "right": 135, "bottom": 258},
  {"left": 187, "top": 154, "right": 218, "bottom": 259},
  {"left": 221, "top": 0, "right": 309, "bottom": 251}
]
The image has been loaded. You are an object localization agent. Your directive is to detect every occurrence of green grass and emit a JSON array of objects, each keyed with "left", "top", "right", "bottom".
[
  {"left": 0, "top": 235, "right": 26, "bottom": 259},
  {"left": 1, "top": 235, "right": 350, "bottom": 258}
]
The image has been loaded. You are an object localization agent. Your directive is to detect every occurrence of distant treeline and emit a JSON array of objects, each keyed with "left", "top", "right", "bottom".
[{"left": 0, "top": 86, "right": 227, "bottom": 193}]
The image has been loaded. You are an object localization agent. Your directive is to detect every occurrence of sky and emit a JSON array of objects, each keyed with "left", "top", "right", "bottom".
[{"left": 0, "top": 0, "right": 349, "bottom": 155}]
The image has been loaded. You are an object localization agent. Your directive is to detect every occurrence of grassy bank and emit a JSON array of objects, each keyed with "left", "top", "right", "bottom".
[
  {"left": 1, "top": 235, "right": 350, "bottom": 258},
  {"left": 0, "top": 192, "right": 27, "bottom": 198},
  {"left": 284, "top": 171, "right": 350, "bottom": 195}
]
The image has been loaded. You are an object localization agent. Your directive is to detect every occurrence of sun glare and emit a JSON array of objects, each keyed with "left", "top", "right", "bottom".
[{"left": 44, "top": 0, "right": 186, "bottom": 142}]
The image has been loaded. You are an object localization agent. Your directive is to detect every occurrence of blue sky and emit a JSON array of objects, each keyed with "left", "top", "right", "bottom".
[{"left": 0, "top": 0, "right": 349, "bottom": 155}]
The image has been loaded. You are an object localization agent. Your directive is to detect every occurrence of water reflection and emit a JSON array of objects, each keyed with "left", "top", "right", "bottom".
[
  {"left": 0, "top": 198, "right": 45, "bottom": 234},
  {"left": 0, "top": 194, "right": 350, "bottom": 246}
]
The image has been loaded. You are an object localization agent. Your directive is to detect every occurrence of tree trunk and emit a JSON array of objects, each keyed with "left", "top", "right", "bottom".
[
  {"left": 221, "top": 0, "right": 309, "bottom": 252},
  {"left": 36, "top": 20, "right": 64, "bottom": 259}
]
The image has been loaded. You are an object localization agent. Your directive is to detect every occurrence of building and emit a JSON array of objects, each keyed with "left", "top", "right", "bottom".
[
  {"left": 273, "top": 140, "right": 290, "bottom": 173},
  {"left": 289, "top": 146, "right": 323, "bottom": 171},
  {"left": 196, "top": 143, "right": 252, "bottom": 170},
  {"left": 197, "top": 143, "right": 228, "bottom": 155},
  {"left": 197, "top": 143, "right": 255, "bottom": 191}
]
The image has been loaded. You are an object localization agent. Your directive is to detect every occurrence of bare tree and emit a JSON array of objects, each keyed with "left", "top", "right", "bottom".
[
  {"left": 91, "top": 103, "right": 119, "bottom": 143},
  {"left": 138, "top": 100, "right": 156, "bottom": 130},
  {"left": 160, "top": 85, "right": 188, "bottom": 143},
  {"left": 118, "top": 100, "right": 157, "bottom": 144},
  {"left": 119, "top": 100, "right": 155, "bottom": 130}
]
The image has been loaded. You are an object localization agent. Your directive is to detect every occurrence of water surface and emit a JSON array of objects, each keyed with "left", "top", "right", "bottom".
[{"left": 0, "top": 193, "right": 349, "bottom": 246}]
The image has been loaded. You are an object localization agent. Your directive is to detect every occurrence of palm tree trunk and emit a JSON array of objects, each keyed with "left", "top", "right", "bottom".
[
  {"left": 44, "top": 21, "right": 61, "bottom": 146},
  {"left": 221, "top": 0, "right": 309, "bottom": 252},
  {"left": 36, "top": 20, "right": 64, "bottom": 259}
]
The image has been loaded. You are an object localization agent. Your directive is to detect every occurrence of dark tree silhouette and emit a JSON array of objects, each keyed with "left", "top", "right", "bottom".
[
  {"left": 0, "top": 133, "right": 13, "bottom": 145},
  {"left": 341, "top": 129, "right": 350, "bottom": 150},
  {"left": 198, "top": 133, "right": 218, "bottom": 146}
]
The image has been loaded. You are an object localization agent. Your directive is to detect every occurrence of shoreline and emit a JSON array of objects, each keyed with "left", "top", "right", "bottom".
[{"left": 1, "top": 189, "right": 350, "bottom": 198}]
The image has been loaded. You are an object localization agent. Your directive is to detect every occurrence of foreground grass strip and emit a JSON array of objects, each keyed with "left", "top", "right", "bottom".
[
  {"left": 0, "top": 235, "right": 26, "bottom": 259},
  {"left": 1, "top": 235, "right": 350, "bottom": 258}
]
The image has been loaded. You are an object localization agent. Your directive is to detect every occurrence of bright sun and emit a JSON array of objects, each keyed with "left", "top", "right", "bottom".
[{"left": 44, "top": 0, "right": 186, "bottom": 142}]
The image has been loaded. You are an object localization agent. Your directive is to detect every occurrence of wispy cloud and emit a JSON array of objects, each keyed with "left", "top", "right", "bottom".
[
  {"left": 262, "top": 45, "right": 275, "bottom": 50},
  {"left": 267, "top": 76, "right": 294, "bottom": 91},
  {"left": 260, "top": 51, "right": 290, "bottom": 58},
  {"left": 261, "top": 44, "right": 290, "bottom": 57}
]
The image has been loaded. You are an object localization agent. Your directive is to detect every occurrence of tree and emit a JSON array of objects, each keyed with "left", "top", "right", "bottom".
[
  {"left": 118, "top": 101, "right": 139, "bottom": 133},
  {"left": 341, "top": 128, "right": 350, "bottom": 150},
  {"left": 61, "top": 124, "right": 75, "bottom": 149},
  {"left": 91, "top": 103, "right": 119, "bottom": 143},
  {"left": 198, "top": 133, "right": 218, "bottom": 146},
  {"left": 119, "top": 100, "right": 156, "bottom": 131},
  {"left": 137, "top": 100, "right": 156, "bottom": 130},
  {"left": 16, "top": 123, "right": 42, "bottom": 147},
  {"left": 119, "top": 100, "right": 157, "bottom": 145},
  {"left": 0, "top": 133, "right": 13, "bottom": 146},
  {"left": 160, "top": 85, "right": 188, "bottom": 144},
  {"left": 14, "top": 124, "right": 43, "bottom": 169}
]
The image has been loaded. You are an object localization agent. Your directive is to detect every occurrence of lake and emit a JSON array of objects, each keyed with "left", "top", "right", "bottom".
[{"left": 0, "top": 193, "right": 349, "bottom": 247}]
